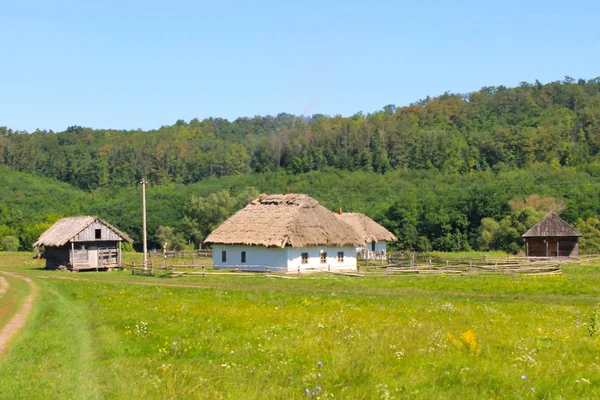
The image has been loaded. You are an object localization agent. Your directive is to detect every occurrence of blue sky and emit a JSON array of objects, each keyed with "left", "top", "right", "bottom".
[{"left": 1, "top": 0, "right": 599, "bottom": 132}]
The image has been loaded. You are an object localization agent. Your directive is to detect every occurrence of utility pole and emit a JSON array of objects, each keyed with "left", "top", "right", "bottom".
[{"left": 141, "top": 178, "right": 148, "bottom": 269}]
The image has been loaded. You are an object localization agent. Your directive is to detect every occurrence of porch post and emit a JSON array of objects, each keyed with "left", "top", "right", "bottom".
[
  {"left": 70, "top": 241, "right": 74, "bottom": 268},
  {"left": 525, "top": 240, "right": 529, "bottom": 257}
]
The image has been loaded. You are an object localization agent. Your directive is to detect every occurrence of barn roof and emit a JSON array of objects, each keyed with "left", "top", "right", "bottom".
[
  {"left": 204, "top": 194, "right": 364, "bottom": 248},
  {"left": 34, "top": 216, "right": 133, "bottom": 247},
  {"left": 522, "top": 212, "right": 582, "bottom": 238},
  {"left": 337, "top": 212, "right": 397, "bottom": 244}
]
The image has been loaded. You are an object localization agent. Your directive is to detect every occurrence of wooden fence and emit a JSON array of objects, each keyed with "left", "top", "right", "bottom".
[{"left": 123, "top": 250, "right": 600, "bottom": 279}]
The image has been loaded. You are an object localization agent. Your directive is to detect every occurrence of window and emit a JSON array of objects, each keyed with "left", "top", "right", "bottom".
[
  {"left": 95, "top": 229, "right": 102, "bottom": 239},
  {"left": 338, "top": 252, "right": 344, "bottom": 263},
  {"left": 320, "top": 252, "right": 327, "bottom": 263},
  {"left": 301, "top": 252, "right": 308, "bottom": 264},
  {"left": 241, "top": 251, "right": 246, "bottom": 263},
  {"left": 371, "top": 241, "right": 376, "bottom": 252},
  {"left": 221, "top": 251, "right": 227, "bottom": 262}
]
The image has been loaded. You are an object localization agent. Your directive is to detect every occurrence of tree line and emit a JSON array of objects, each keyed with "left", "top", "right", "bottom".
[
  {"left": 1, "top": 77, "right": 600, "bottom": 190},
  {"left": 3, "top": 164, "right": 600, "bottom": 254}
]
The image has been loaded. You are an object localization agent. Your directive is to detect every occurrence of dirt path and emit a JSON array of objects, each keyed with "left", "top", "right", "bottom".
[
  {"left": 0, "top": 277, "right": 8, "bottom": 299},
  {"left": 0, "top": 272, "right": 38, "bottom": 356}
]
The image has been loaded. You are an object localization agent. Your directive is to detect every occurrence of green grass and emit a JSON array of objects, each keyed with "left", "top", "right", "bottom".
[{"left": 0, "top": 253, "right": 599, "bottom": 398}]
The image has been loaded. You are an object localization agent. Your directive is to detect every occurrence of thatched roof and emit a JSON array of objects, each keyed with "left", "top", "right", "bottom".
[
  {"left": 204, "top": 194, "right": 364, "bottom": 248},
  {"left": 337, "top": 212, "right": 397, "bottom": 244},
  {"left": 34, "top": 216, "right": 133, "bottom": 247},
  {"left": 522, "top": 212, "right": 582, "bottom": 238}
]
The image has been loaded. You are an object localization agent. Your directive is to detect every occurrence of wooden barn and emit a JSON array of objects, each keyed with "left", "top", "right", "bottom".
[
  {"left": 337, "top": 212, "right": 397, "bottom": 260},
  {"left": 204, "top": 193, "right": 364, "bottom": 272},
  {"left": 522, "top": 212, "right": 582, "bottom": 258},
  {"left": 34, "top": 216, "right": 133, "bottom": 270}
]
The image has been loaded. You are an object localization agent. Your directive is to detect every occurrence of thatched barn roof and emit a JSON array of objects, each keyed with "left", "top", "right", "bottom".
[
  {"left": 337, "top": 212, "right": 397, "bottom": 244},
  {"left": 522, "top": 212, "right": 582, "bottom": 238},
  {"left": 34, "top": 216, "right": 133, "bottom": 247},
  {"left": 204, "top": 194, "right": 364, "bottom": 248}
]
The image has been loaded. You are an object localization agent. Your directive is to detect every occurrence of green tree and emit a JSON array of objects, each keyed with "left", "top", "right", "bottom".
[
  {"left": 576, "top": 217, "right": 600, "bottom": 254},
  {"left": 1, "top": 236, "right": 19, "bottom": 251}
]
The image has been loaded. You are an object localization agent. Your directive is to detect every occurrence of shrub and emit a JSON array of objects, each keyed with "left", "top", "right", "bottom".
[{"left": 1, "top": 236, "right": 19, "bottom": 252}]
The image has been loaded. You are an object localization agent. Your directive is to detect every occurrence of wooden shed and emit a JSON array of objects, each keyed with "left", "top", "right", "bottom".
[
  {"left": 522, "top": 212, "right": 582, "bottom": 258},
  {"left": 34, "top": 216, "right": 133, "bottom": 270}
]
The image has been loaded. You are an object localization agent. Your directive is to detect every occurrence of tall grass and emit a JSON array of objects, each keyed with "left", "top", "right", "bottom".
[{"left": 0, "top": 253, "right": 599, "bottom": 398}]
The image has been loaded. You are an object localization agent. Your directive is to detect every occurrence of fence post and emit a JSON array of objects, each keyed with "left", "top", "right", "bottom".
[
  {"left": 298, "top": 264, "right": 300, "bottom": 278},
  {"left": 266, "top": 266, "right": 270, "bottom": 275},
  {"left": 328, "top": 264, "right": 331, "bottom": 278},
  {"left": 202, "top": 265, "right": 205, "bottom": 278},
  {"left": 235, "top": 265, "right": 238, "bottom": 275}
]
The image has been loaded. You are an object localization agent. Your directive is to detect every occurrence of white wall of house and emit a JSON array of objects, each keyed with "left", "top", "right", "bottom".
[
  {"left": 356, "top": 241, "right": 389, "bottom": 260},
  {"left": 286, "top": 246, "right": 356, "bottom": 272},
  {"left": 212, "top": 245, "right": 289, "bottom": 272},
  {"left": 212, "top": 245, "right": 357, "bottom": 272},
  {"left": 375, "top": 241, "right": 387, "bottom": 253}
]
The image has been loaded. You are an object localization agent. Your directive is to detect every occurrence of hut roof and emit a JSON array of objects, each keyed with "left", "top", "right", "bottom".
[
  {"left": 204, "top": 194, "right": 364, "bottom": 248},
  {"left": 522, "top": 212, "right": 582, "bottom": 238},
  {"left": 34, "top": 216, "right": 133, "bottom": 247},
  {"left": 337, "top": 212, "right": 397, "bottom": 244}
]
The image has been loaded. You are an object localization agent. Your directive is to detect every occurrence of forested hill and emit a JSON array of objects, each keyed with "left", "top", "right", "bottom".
[
  {"left": 3, "top": 77, "right": 600, "bottom": 254},
  {"left": 1, "top": 77, "right": 600, "bottom": 190}
]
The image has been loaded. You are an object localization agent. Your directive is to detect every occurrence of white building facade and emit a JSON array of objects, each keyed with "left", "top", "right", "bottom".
[{"left": 212, "top": 245, "right": 357, "bottom": 272}]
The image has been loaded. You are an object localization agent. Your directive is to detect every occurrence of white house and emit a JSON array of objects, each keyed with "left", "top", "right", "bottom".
[
  {"left": 204, "top": 193, "right": 363, "bottom": 272},
  {"left": 337, "top": 212, "right": 397, "bottom": 260}
]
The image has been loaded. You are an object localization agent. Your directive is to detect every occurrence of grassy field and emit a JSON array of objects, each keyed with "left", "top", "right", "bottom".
[{"left": 0, "top": 252, "right": 599, "bottom": 399}]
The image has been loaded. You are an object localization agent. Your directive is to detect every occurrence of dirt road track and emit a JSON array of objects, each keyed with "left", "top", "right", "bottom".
[{"left": 0, "top": 272, "right": 38, "bottom": 356}]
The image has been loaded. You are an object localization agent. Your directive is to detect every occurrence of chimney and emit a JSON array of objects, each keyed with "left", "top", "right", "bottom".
[
  {"left": 285, "top": 187, "right": 290, "bottom": 194},
  {"left": 339, "top": 207, "right": 342, "bottom": 215}
]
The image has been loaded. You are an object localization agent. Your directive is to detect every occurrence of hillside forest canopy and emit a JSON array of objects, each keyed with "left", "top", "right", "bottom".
[{"left": 2, "top": 77, "right": 600, "bottom": 253}]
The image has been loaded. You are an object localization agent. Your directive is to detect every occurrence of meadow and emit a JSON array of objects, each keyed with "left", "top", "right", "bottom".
[{"left": 0, "top": 252, "right": 599, "bottom": 399}]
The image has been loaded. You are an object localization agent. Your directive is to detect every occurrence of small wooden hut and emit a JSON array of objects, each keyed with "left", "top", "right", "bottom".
[
  {"left": 204, "top": 193, "right": 364, "bottom": 272},
  {"left": 34, "top": 216, "right": 133, "bottom": 270},
  {"left": 522, "top": 212, "right": 582, "bottom": 258},
  {"left": 337, "top": 212, "right": 397, "bottom": 259}
]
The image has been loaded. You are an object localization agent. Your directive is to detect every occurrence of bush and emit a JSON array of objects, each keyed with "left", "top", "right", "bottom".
[{"left": 1, "top": 236, "right": 19, "bottom": 252}]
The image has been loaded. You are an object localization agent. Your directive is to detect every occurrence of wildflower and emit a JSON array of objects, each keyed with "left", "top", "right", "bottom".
[
  {"left": 305, "top": 388, "right": 311, "bottom": 395},
  {"left": 316, "top": 386, "right": 322, "bottom": 391},
  {"left": 460, "top": 330, "right": 477, "bottom": 351},
  {"left": 522, "top": 375, "right": 527, "bottom": 380},
  {"left": 531, "top": 388, "right": 535, "bottom": 393},
  {"left": 317, "top": 361, "right": 324, "bottom": 366},
  {"left": 318, "top": 372, "right": 321, "bottom": 377}
]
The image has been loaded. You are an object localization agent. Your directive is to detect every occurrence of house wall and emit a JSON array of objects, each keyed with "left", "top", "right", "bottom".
[
  {"left": 286, "top": 246, "right": 357, "bottom": 272},
  {"left": 212, "top": 245, "right": 357, "bottom": 272},
  {"left": 45, "top": 242, "right": 120, "bottom": 270},
  {"left": 375, "top": 241, "right": 387, "bottom": 253},
  {"left": 212, "top": 245, "right": 289, "bottom": 272},
  {"left": 44, "top": 246, "right": 70, "bottom": 269},
  {"left": 72, "top": 221, "right": 123, "bottom": 242},
  {"left": 526, "top": 237, "right": 579, "bottom": 257}
]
